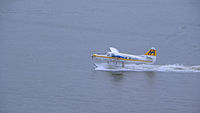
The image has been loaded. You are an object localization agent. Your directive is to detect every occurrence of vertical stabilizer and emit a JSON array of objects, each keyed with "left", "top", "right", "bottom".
[{"left": 144, "top": 47, "right": 157, "bottom": 56}]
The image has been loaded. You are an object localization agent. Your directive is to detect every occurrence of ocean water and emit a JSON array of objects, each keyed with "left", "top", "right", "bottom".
[{"left": 0, "top": 0, "right": 200, "bottom": 113}]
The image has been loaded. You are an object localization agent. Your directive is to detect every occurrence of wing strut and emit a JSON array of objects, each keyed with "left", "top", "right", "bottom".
[{"left": 122, "top": 62, "right": 125, "bottom": 68}]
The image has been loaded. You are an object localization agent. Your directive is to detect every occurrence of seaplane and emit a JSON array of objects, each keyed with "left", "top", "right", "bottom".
[{"left": 92, "top": 47, "right": 157, "bottom": 68}]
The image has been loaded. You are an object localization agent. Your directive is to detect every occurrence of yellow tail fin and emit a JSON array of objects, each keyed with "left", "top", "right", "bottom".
[{"left": 144, "top": 47, "right": 157, "bottom": 56}]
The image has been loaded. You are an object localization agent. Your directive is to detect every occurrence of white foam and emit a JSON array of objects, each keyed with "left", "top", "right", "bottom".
[{"left": 95, "top": 63, "right": 200, "bottom": 72}]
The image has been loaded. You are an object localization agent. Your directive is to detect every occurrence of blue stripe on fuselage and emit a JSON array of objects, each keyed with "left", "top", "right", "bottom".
[{"left": 112, "top": 55, "right": 125, "bottom": 59}]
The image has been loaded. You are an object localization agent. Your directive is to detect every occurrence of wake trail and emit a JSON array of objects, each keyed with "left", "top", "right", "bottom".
[{"left": 95, "top": 64, "right": 200, "bottom": 72}]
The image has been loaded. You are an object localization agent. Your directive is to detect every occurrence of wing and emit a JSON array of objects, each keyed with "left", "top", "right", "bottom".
[{"left": 109, "top": 47, "right": 119, "bottom": 53}]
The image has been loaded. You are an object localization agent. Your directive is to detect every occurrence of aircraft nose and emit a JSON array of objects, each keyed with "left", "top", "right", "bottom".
[{"left": 92, "top": 54, "right": 97, "bottom": 57}]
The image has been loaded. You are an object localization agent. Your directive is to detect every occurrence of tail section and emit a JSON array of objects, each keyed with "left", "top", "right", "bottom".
[
  {"left": 144, "top": 47, "right": 157, "bottom": 56},
  {"left": 144, "top": 47, "right": 156, "bottom": 64}
]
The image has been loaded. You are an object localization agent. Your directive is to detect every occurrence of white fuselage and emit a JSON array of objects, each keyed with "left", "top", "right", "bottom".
[
  {"left": 106, "top": 52, "right": 156, "bottom": 64},
  {"left": 92, "top": 47, "right": 157, "bottom": 67}
]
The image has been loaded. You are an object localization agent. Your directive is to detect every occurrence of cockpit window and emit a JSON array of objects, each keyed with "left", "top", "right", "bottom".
[{"left": 106, "top": 53, "right": 111, "bottom": 57}]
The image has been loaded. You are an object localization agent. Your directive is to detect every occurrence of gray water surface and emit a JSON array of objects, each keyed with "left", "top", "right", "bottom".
[{"left": 0, "top": 0, "right": 200, "bottom": 113}]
